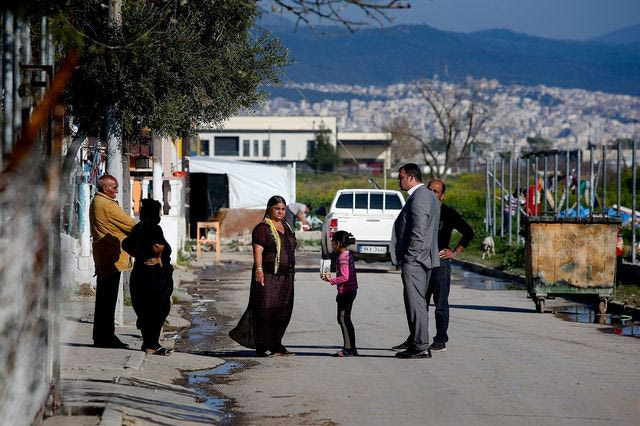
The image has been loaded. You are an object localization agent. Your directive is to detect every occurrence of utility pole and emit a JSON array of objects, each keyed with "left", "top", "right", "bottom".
[
  {"left": 152, "top": 132, "right": 163, "bottom": 202},
  {"left": 106, "top": 0, "right": 123, "bottom": 205},
  {"left": 106, "top": 0, "right": 126, "bottom": 326}
]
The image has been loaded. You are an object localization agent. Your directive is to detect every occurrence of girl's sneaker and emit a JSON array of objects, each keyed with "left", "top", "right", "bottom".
[{"left": 333, "top": 349, "right": 359, "bottom": 357}]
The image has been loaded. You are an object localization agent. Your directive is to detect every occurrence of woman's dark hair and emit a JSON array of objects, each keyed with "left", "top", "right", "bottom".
[
  {"left": 264, "top": 195, "right": 287, "bottom": 219},
  {"left": 140, "top": 198, "right": 162, "bottom": 224},
  {"left": 332, "top": 230, "right": 355, "bottom": 247}
]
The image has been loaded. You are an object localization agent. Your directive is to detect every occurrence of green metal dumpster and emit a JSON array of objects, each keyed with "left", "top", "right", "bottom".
[{"left": 524, "top": 217, "right": 621, "bottom": 314}]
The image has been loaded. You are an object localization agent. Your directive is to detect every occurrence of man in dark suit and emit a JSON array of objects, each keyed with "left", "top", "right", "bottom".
[{"left": 390, "top": 163, "right": 441, "bottom": 359}]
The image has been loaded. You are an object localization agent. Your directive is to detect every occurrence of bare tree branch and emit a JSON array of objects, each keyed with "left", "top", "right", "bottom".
[
  {"left": 270, "top": 0, "right": 411, "bottom": 31},
  {"left": 412, "top": 80, "right": 494, "bottom": 179}
]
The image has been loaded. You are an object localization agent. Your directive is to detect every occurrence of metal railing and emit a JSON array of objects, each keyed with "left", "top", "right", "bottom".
[{"left": 485, "top": 141, "right": 638, "bottom": 262}]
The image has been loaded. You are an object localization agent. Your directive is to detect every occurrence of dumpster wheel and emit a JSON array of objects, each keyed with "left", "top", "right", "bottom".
[{"left": 535, "top": 297, "right": 545, "bottom": 314}]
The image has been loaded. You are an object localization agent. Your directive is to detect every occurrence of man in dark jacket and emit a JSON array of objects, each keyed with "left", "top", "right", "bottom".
[{"left": 425, "top": 179, "right": 474, "bottom": 352}]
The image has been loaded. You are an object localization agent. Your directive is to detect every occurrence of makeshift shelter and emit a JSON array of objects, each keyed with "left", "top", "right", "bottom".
[{"left": 188, "top": 157, "right": 296, "bottom": 236}]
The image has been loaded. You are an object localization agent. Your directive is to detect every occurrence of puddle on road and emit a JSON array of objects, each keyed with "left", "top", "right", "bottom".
[
  {"left": 187, "top": 362, "right": 240, "bottom": 424},
  {"left": 178, "top": 262, "right": 248, "bottom": 421},
  {"left": 553, "top": 305, "right": 640, "bottom": 338},
  {"left": 452, "top": 268, "right": 524, "bottom": 290},
  {"left": 188, "top": 315, "right": 219, "bottom": 342}
]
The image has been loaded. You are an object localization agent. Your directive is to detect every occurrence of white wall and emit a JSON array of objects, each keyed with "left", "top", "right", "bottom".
[
  {"left": 197, "top": 116, "right": 337, "bottom": 163},
  {"left": 160, "top": 216, "right": 186, "bottom": 264}
]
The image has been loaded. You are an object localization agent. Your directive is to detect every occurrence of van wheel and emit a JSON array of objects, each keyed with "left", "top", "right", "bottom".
[{"left": 321, "top": 238, "right": 329, "bottom": 259}]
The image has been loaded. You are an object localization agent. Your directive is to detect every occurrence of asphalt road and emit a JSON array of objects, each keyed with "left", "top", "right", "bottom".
[{"left": 208, "top": 252, "right": 640, "bottom": 426}]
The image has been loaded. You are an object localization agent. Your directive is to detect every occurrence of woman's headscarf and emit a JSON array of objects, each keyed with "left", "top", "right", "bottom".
[{"left": 262, "top": 195, "right": 292, "bottom": 274}]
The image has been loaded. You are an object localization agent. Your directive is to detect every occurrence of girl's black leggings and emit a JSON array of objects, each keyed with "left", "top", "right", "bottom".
[{"left": 336, "top": 290, "right": 357, "bottom": 351}]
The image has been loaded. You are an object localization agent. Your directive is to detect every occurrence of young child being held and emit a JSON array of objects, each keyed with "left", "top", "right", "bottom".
[{"left": 321, "top": 231, "right": 358, "bottom": 357}]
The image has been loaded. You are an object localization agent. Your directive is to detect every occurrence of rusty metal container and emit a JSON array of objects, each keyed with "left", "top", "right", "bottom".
[{"left": 525, "top": 217, "right": 621, "bottom": 313}]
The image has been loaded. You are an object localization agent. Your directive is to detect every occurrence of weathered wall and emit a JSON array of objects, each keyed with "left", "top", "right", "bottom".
[{"left": 0, "top": 152, "right": 59, "bottom": 424}]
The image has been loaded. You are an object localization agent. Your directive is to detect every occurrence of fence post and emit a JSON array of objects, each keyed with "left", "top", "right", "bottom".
[
  {"left": 632, "top": 140, "right": 637, "bottom": 263},
  {"left": 543, "top": 154, "right": 548, "bottom": 213},
  {"left": 554, "top": 152, "right": 558, "bottom": 216},
  {"left": 589, "top": 145, "right": 595, "bottom": 216},
  {"left": 526, "top": 156, "right": 530, "bottom": 220},
  {"left": 485, "top": 160, "right": 490, "bottom": 234},
  {"left": 617, "top": 141, "right": 621, "bottom": 219},
  {"left": 492, "top": 158, "right": 497, "bottom": 237},
  {"left": 602, "top": 145, "right": 607, "bottom": 212},
  {"left": 577, "top": 150, "right": 582, "bottom": 214},
  {"left": 500, "top": 157, "right": 505, "bottom": 237},
  {"left": 516, "top": 157, "right": 521, "bottom": 245},
  {"left": 509, "top": 153, "right": 513, "bottom": 244},
  {"left": 566, "top": 150, "right": 570, "bottom": 217},
  {"left": 534, "top": 155, "right": 538, "bottom": 217}
]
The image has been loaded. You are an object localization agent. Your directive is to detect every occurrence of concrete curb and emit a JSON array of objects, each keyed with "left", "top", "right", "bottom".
[
  {"left": 98, "top": 406, "right": 122, "bottom": 426},
  {"left": 619, "top": 261, "right": 640, "bottom": 285},
  {"left": 123, "top": 351, "right": 145, "bottom": 370},
  {"left": 452, "top": 258, "right": 640, "bottom": 319},
  {"left": 609, "top": 300, "right": 640, "bottom": 319},
  {"left": 451, "top": 258, "right": 525, "bottom": 285}
]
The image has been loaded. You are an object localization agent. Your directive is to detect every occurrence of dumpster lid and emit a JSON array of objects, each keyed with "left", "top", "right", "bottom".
[{"left": 525, "top": 216, "right": 622, "bottom": 225}]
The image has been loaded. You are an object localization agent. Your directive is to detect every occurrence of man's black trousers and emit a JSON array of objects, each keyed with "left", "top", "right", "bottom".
[{"left": 426, "top": 259, "right": 451, "bottom": 344}]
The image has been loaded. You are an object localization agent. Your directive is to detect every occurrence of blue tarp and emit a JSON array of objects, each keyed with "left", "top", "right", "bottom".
[
  {"left": 557, "top": 206, "right": 591, "bottom": 218},
  {"left": 556, "top": 207, "right": 631, "bottom": 225}
]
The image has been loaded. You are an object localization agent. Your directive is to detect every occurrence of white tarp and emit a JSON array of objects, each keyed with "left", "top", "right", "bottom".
[{"left": 189, "top": 157, "right": 296, "bottom": 209}]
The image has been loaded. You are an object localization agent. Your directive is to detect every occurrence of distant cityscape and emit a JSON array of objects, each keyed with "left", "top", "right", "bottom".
[{"left": 256, "top": 78, "right": 640, "bottom": 156}]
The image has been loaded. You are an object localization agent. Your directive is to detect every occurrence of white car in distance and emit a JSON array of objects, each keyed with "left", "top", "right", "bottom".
[{"left": 321, "top": 189, "right": 405, "bottom": 261}]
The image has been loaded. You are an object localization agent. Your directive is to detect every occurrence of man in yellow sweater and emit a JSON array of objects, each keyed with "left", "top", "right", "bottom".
[{"left": 90, "top": 175, "right": 136, "bottom": 348}]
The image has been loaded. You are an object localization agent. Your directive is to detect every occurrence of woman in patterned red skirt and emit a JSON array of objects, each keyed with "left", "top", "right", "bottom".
[{"left": 229, "top": 195, "right": 297, "bottom": 357}]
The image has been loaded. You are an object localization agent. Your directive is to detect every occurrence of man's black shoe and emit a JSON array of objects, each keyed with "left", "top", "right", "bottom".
[
  {"left": 94, "top": 338, "right": 129, "bottom": 349},
  {"left": 391, "top": 340, "right": 410, "bottom": 351},
  {"left": 429, "top": 342, "right": 447, "bottom": 352},
  {"left": 395, "top": 348, "right": 432, "bottom": 359}
]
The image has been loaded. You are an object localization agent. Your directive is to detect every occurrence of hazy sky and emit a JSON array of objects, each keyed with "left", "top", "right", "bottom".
[{"left": 375, "top": 0, "right": 640, "bottom": 40}]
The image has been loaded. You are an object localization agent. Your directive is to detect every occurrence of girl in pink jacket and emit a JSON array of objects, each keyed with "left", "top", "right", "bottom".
[{"left": 322, "top": 231, "right": 358, "bottom": 357}]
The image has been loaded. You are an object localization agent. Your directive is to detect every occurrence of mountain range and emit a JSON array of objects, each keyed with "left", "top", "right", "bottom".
[{"left": 259, "top": 17, "right": 640, "bottom": 96}]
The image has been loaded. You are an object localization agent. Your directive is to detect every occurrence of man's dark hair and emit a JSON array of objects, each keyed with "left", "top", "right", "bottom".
[
  {"left": 399, "top": 163, "right": 422, "bottom": 182},
  {"left": 305, "top": 203, "right": 312, "bottom": 211}
]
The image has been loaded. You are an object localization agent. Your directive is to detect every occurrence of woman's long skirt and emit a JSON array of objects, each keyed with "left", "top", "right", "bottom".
[
  {"left": 130, "top": 264, "right": 174, "bottom": 350},
  {"left": 229, "top": 273, "right": 294, "bottom": 353}
]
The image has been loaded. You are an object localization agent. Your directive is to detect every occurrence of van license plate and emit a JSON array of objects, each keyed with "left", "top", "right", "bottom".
[{"left": 359, "top": 245, "right": 386, "bottom": 254}]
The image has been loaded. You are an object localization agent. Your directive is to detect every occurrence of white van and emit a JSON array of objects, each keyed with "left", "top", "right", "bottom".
[{"left": 320, "top": 189, "right": 405, "bottom": 260}]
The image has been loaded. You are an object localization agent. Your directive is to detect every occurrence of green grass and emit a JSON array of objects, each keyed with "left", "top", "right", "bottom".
[
  {"left": 183, "top": 239, "right": 196, "bottom": 253},
  {"left": 177, "top": 248, "right": 191, "bottom": 267},
  {"left": 297, "top": 238, "right": 322, "bottom": 248},
  {"left": 614, "top": 285, "right": 640, "bottom": 307}
]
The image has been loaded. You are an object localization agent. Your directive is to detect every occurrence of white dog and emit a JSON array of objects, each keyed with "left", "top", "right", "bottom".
[{"left": 482, "top": 236, "right": 495, "bottom": 259}]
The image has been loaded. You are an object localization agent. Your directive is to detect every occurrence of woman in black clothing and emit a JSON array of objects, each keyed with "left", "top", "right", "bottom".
[
  {"left": 123, "top": 198, "right": 173, "bottom": 355},
  {"left": 229, "top": 195, "right": 297, "bottom": 357}
]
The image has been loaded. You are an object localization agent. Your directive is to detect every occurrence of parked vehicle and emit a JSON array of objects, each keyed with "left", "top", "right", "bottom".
[{"left": 321, "top": 189, "right": 405, "bottom": 260}]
